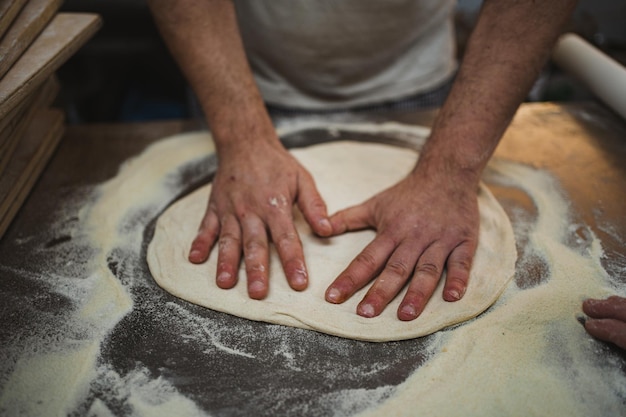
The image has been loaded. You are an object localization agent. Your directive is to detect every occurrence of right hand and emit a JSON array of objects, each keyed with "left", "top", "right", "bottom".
[
  {"left": 188, "top": 139, "right": 332, "bottom": 300},
  {"left": 583, "top": 295, "right": 626, "bottom": 350}
]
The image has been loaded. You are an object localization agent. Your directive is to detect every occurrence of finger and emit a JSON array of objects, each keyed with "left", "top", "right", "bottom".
[
  {"left": 585, "top": 318, "right": 626, "bottom": 351},
  {"left": 442, "top": 241, "right": 476, "bottom": 302},
  {"left": 397, "top": 244, "right": 447, "bottom": 321},
  {"left": 355, "top": 243, "right": 421, "bottom": 318},
  {"left": 267, "top": 213, "right": 308, "bottom": 292},
  {"left": 189, "top": 207, "right": 220, "bottom": 263},
  {"left": 328, "top": 203, "right": 373, "bottom": 236},
  {"left": 325, "top": 236, "right": 395, "bottom": 305},
  {"left": 297, "top": 172, "right": 332, "bottom": 237},
  {"left": 241, "top": 215, "right": 270, "bottom": 300},
  {"left": 583, "top": 296, "right": 626, "bottom": 322},
  {"left": 215, "top": 214, "right": 242, "bottom": 289}
]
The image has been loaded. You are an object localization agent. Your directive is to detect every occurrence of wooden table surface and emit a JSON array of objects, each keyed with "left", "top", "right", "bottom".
[{"left": 0, "top": 102, "right": 624, "bottom": 416}]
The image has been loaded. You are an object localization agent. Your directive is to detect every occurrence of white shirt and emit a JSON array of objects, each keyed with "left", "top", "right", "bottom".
[{"left": 234, "top": 0, "right": 457, "bottom": 109}]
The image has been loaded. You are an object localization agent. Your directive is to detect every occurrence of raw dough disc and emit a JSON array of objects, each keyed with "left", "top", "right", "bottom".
[{"left": 147, "top": 140, "right": 517, "bottom": 341}]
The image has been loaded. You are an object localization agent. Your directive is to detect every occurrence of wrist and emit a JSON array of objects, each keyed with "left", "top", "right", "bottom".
[
  {"left": 206, "top": 100, "right": 281, "bottom": 157},
  {"left": 414, "top": 131, "right": 490, "bottom": 189},
  {"left": 412, "top": 152, "right": 483, "bottom": 193}
]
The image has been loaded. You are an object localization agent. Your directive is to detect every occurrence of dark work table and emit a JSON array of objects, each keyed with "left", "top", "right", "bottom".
[{"left": 0, "top": 102, "right": 624, "bottom": 416}]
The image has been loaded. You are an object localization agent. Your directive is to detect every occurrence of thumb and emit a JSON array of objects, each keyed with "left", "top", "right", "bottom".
[{"left": 328, "top": 203, "right": 373, "bottom": 236}]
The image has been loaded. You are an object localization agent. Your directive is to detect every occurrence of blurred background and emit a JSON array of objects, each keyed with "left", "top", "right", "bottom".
[{"left": 56, "top": 0, "right": 626, "bottom": 124}]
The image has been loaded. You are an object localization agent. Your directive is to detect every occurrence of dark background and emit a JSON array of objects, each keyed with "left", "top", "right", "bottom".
[{"left": 56, "top": 0, "right": 626, "bottom": 124}]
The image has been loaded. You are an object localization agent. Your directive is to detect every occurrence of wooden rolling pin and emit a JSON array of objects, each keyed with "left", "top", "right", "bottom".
[{"left": 552, "top": 33, "right": 626, "bottom": 120}]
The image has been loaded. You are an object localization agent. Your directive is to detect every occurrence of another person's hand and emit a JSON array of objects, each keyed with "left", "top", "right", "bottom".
[
  {"left": 189, "top": 141, "right": 332, "bottom": 299},
  {"left": 324, "top": 167, "right": 479, "bottom": 321},
  {"left": 582, "top": 296, "right": 626, "bottom": 350}
]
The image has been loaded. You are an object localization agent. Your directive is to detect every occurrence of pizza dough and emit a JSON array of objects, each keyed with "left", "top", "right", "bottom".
[{"left": 147, "top": 140, "right": 517, "bottom": 341}]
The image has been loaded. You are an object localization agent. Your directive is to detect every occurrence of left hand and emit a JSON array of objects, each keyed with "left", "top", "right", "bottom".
[{"left": 324, "top": 168, "right": 480, "bottom": 321}]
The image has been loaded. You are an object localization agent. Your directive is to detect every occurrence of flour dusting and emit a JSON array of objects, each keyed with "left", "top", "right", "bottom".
[
  {"left": 357, "top": 158, "right": 625, "bottom": 417},
  {"left": 0, "top": 123, "right": 623, "bottom": 416}
]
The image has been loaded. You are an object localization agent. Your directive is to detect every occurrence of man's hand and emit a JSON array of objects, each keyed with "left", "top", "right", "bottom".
[
  {"left": 321, "top": 0, "right": 576, "bottom": 321},
  {"left": 149, "top": 0, "right": 334, "bottom": 299},
  {"left": 583, "top": 296, "right": 626, "bottom": 350},
  {"left": 325, "top": 167, "right": 479, "bottom": 321},
  {"left": 189, "top": 141, "right": 332, "bottom": 299}
]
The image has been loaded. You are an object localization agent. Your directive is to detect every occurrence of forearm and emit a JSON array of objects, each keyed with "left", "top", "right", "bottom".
[
  {"left": 147, "top": 0, "right": 278, "bottom": 155},
  {"left": 417, "top": 0, "right": 576, "bottom": 185}
]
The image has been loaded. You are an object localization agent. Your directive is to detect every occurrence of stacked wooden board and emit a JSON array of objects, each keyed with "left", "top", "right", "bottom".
[{"left": 0, "top": 0, "right": 101, "bottom": 239}]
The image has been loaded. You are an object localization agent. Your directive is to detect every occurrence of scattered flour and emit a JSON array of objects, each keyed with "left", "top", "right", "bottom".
[
  {"left": 87, "top": 366, "right": 207, "bottom": 417},
  {"left": 0, "top": 122, "right": 624, "bottom": 416},
  {"left": 1, "top": 132, "right": 215, "bottom": 416},
  {"left": 168, "top": 302, "right": 257, "bottom": 359},
  {"left": 0, "top": 343, "right": 99, "bottom": 417},
  {"left": 357, "top": 158, "right": 625, "bottom": 417}
]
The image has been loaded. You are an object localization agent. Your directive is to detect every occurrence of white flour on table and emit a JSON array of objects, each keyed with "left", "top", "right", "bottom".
[{"left": 0, "top": 122, "right": 623, "bottom": 416}]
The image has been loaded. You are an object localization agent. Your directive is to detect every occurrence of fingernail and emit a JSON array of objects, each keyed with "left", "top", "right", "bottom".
[
  {"left": 326, "top": 288, "right": 341, "bottom": 303},
  {"left": 292, "top": 272, "right": 308, "bottom": 289},
  {"left": 448, "top": 289, "right": 461, "bottom": 301},
  {"left": 249, "top": 281, "right": 265, "bottom": 294},
  {"left": 189, "top": 249, "right": 201, "bottom": 261},
  {"left": 319, "top": 218, "right": 332, "bottom": 234},
  {"left": 217, "top": 272, "right": 231, "bottom": 285},
  {"left": 358, "top": 303, "right": 375, "bottom": 318},
  {"left": 400, "top": 304, "right": 417, "bottom": 319}
]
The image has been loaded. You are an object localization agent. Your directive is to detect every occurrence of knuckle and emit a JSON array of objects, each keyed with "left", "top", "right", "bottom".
[
  {"left": 405, "top": 288, "right": 428, "bottom": 305},
  {"left": 275, "top": 231, "right": 299, "bottom": 249},
  {"left": 449, "top": 257, "right": 472, "bottom": 272},
  {"left": 244, "top": 239, "right": 267, "bottom": 254},
  {"left": 385, "top": 260, "right": 410, "bottom": 278},
  {"left": 446, "top": 275, "right": 467, "bottom": 287},
  {"left": 198, "top": 216, "right": 218, "bottom": 236},
  {"left": 285, "top": 258, "right": 306, "bottom": 274},
  {"left": 415, "top": 262, "right": 440, "bottom": 277},
  {"left": 339, "top": 273, "right": 360, "bottom": 290},
  {"left": 246, "top": 263, "right": 266, "bottom": 273},
  {"left": 219, "top": 231, "right": 240, "bottom": 245},
  {"left": 200, "top": 226, "right": 219, "bottom": 240},
  {"left": 218, "top": 232, "right": 241, "bottom": 251},
  {"left": 308, "top": 197, "right": 327, "bottom": 212},
  {"left": 372, "top": 229, "right": 398, "bottom": 246},
  {"left": 381, "top": 232, "right": 402, "bottom": 247},
  {"left": 217, "top": 262, "right": 235, "bottom": 276},
  {"left": 354, "top": 250, "right": 378, "bottom": 271},
  {"left": 369, "top": 285, "right": 392, "bottom": 302}
]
